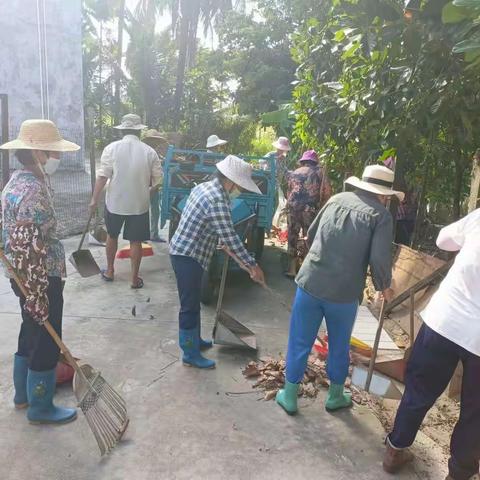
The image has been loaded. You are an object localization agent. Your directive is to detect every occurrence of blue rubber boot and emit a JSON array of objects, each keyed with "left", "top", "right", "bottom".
[
  {"left": 325, "top": 383, "right": 352, "bottom": 412},
  {"left": 198, "top": 324, "right": 213, "bottom": 350},
  {"left": 27, "top": 369, "right": 77, "bottom": 424},
  {"left": 180, "top": 328, "right": 215, "bottom": 369},
  {"left": 275, "top": 381, "right": 299, "bottom": 415},
  {"left": 13, "top": 354, "right": 29, "bottom": 409}
]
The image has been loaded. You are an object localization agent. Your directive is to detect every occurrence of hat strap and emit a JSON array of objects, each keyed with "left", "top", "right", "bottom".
[{"left": 362, "top": 176, "right": 393, "bottom": 188}]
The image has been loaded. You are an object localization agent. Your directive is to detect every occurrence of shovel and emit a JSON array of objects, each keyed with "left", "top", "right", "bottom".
[
  {"left": 69, "top": 211, "right": 100, "bottom": 277},
  {"left": 212, "top": 252, "right": 257, "bottom": 350}
]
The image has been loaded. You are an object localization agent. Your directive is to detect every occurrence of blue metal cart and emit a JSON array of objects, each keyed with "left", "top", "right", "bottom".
[{"left": 160, "top": 146, "right": 276, "bottom": 303}]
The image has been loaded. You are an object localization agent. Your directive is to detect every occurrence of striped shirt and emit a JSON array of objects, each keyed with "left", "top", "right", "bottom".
[{"left": 169, "top": 178, "right": 256, "bottom": 270}]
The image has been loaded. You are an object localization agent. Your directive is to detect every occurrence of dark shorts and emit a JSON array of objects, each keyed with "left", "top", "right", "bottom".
[{"left": 104, "top": 208, "right": 150, "bottom": 242}]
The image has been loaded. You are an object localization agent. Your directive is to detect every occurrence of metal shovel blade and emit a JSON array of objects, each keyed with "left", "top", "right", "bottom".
[
  {"left": 351, "top": 365, "right": 403, "bottom": 400},
  {"left": 69, "top": 249, "right": 101, "bottom": 277},
  {"left": 213, "top": 310, "right": 257, "bottom": 350}
]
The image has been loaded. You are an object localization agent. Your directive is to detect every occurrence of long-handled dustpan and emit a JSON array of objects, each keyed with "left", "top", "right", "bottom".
[
  {"left": 69, "top": 211, "right": 100, "bottom": 277},
  {"left": 351, "top": 299, "right": 403, "bottom": 400},
  {"left": 0, "top": 250, "right": 129, "bottom": 455},
  {"left": 212, "top": 253, "right": 257, "bottom": 350}
]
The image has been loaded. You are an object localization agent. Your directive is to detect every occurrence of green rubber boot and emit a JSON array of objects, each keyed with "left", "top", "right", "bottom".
[
  {"left": 275, "top": 381, "right": 299, "bottom": 415},
  {"left": 325, "top": 383, "right": 352, "bottom": 412}
]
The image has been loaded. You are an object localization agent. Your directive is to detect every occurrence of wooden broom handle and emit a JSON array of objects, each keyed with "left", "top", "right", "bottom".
[{"left": 0, "top": 249, "right": 84, "bottom": 377}]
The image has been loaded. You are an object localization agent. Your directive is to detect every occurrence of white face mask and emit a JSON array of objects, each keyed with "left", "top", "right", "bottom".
[
  {"left": 43, "top": 156, "right": 61, "bottom": 175},
  {"left": 229, "top": 187, "right": 241, "bottom": 201}
]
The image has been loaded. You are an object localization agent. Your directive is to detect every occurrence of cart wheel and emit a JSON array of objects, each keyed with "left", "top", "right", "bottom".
[{"left": 247, "top": 227, "right": 265, "bottom": 261}]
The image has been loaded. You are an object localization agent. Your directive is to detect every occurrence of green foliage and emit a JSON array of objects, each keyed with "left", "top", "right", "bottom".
[
  {"left": 443, "top": 0, "right": 480, "bottom": 64},
  {"left": 125, "top": 28, "right": 177, "bottom": 129},
  {"left": 292, "top": 0, "right": 480, "bottom": 219},
  {"left": 216, "top": 7, "right": 297, "bottom": 116}
]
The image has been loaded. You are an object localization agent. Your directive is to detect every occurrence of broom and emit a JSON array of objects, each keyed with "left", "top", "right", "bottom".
[{"left": 0, "top": 249, "right": 129, "bottom": 455}]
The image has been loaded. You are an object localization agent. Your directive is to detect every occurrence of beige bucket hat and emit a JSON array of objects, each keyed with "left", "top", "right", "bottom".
[
  {"left": 345, "top": 165, "right": 404, "bottom": 201},
  {"left": 0, "top": 119, "right": 80, "bottom": 152},
  {"left": 143, "top": 129, "right": 167, "bottom": 144},
  {"left": 217, "top": 155, "right": 261, "bottom": 194},
  {"left": 206, "top": 134, "right": 227, "bottom": 149},
  {"left": 114, "top": 113, "right": 147, "bottom": 130},
  {"left": 272, "top": 136, "right": 291, "bottom": 152}
]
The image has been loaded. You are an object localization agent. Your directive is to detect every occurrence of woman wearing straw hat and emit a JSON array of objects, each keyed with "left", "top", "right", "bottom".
[
  {"left": 276, "top": 165, "right": 402, "bottom": 415},
  {"left": 260, "top": 136, "right": 292, "bottom": 189},
  {"left": 284, "top": 150, "right": 332, "bottom": 277},
  {"left": 0, "top": 119, "right": 79, "bottom": 424},
  {"left": 170, "top": 155, "right": 266, "bottom": 368}
]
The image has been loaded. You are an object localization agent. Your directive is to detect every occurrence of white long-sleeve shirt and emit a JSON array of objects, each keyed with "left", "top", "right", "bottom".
[
  {"left": 422, "top": 209, "right": 480, "bottom": 356},
  {"left": 97, "top": 134, "right": 163, "bottom": 215}
]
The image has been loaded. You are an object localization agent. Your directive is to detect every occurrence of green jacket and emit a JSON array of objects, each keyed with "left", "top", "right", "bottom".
[{"left": 296, "top": 190, "right": 393, "bottom": 303}]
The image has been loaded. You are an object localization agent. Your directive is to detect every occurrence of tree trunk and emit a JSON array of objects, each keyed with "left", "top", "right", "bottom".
[
  {"left": 172, "top": 0, "right": 200, "bottom": 129},
  {"left": 468, "top": 149, "right": 480, "bottom": 213},
  {"left": 114, "top": 0, "right": 125, "bottom": 125},
  {"left": 453, "top": 156, "right": 466, "bottom": 220},
  {"left": 98, "top": 22, "right": 104, "bottom": 143}
]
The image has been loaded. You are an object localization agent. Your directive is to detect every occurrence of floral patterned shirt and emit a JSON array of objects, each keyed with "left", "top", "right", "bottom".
[
  {"left": 286, "top": 163, "right": 332, "bottom": 212},
  {"left": 1, "top": 170, "right": 66, "bottom": 278}
]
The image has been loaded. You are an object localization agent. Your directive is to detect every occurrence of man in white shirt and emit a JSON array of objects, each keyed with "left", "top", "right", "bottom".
[
  {"left": 89, "top": 114, "right": 162, "bottom": 289},
  {"left": 383, "top": 209, "right": 480, "bottom": 480}
]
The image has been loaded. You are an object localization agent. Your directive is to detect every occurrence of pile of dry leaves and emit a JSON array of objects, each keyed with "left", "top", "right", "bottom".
[
  {"left": 242, "top": 353, "right": 380, "bottom": 410},
  {"left": 242, "top": 354, "right": 330, "bottom": 401}
]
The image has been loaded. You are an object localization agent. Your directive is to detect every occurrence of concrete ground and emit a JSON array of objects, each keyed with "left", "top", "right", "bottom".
[{"left": 0, "top": 233, "right": 447, "bottom": 479}]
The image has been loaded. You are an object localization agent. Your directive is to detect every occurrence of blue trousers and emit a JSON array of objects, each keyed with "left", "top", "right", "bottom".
[
  {"left": 389, "top": 324, "right": 480, "bottom": 480},
  {"left": 285, "top": 287, "right": 358, "bottom": 385},
  {"left": 170, "top": 255, "right": 204, "bottom": 330}
]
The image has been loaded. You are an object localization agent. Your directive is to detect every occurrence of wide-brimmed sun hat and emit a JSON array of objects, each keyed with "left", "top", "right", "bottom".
[
  {"left": 216, "top": 155, "right": 261, "bottom": 195},
  {"left": 299, "top": 149, "right": 318, "bottom": 163},
  {"left": 206, "top": 134, "right": 227, "bottom": 149},
  {"left": 272, "top": 136, "right": 291, "bottom": 152},
  {"left": 114, "top": 113, "right": 147, "bottom": 130},
  {"left": 143, "top": 129, "right": 167, "bottom": 144},
  {"left": 345, "top": 165, "right": 404, "bottom": 201},
  {"left": 0, "top": 119, "right": 80, "bottom": 152}
]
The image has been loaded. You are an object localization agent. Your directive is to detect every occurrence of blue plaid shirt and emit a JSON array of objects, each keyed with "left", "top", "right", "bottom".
[{"left": 169, "top": 178, "right": 256, "bottom": 270}]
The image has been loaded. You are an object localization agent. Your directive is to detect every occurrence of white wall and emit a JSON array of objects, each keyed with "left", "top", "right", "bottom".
[{"left": 0, "top": 0, "right": 84, "bottom": 169}]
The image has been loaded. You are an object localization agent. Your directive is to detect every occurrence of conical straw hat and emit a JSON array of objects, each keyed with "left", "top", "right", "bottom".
[
  {"left": 216, "top": 155, "right": 261, "bottom": 194},
  {"left": 0, "top": 119, "right": 80, "bottom": 152}
]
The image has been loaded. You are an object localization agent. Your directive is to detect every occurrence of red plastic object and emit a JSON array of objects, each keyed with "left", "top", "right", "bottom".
[
  {"left": 116, "top": 242, "right": 154, "bottom": 259},
  {"left": 56, "top": 361, "right": 75, "bottom": 384}
]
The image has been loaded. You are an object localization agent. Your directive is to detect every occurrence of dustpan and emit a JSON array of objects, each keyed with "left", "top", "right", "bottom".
[
  {"left": 116, "top": 243, "right": 153, "bottom": 259},
  {"left": 69, "top": 212, "right": 101, "bottom": 277},
  {"left": 212, "top": 253, "right": 257, "bottom": 350}
]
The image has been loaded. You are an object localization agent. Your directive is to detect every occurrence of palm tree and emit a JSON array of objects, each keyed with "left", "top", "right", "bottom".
[{"left": 134, "top": 0, "right": 234, "bottom": 128}]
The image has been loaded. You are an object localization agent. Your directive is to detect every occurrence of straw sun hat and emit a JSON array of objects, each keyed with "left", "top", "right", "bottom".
[
  {"left": 0, "top": 119, "right": 80, "bottom": 152},
  {"left": 345, "top": 165, "right": 404, "bottom": 201},
  {"left": 216, "top": 155, "right": 261, "bottom": 194},
  {"left": 206, "top": 134, "right": 227, "bottom": 149}
]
